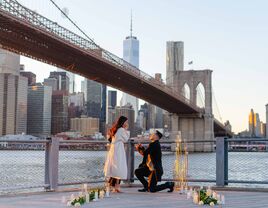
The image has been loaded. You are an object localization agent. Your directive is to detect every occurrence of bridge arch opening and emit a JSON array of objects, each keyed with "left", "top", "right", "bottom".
[
  {"left": 196, "top": 82, "right": 205, "bottom": 108},
  {"left": 182, "top": 82, "right": 190, "bottom": 103}
]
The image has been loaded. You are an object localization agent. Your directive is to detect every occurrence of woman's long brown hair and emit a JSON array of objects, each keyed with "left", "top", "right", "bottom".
[{"left": 108, "top": 116, "right": 128, "bottom": 142}]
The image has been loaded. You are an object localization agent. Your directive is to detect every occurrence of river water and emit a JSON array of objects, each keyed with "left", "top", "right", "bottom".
[{"left": 0, "top": 150, "right": 268, "bottom": 193}]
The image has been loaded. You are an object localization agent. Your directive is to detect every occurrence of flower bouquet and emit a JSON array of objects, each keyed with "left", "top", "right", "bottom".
[
  {"left": 190, "top": 187, "right": 225, "bottom": 206},
  {"left": 199, "top": 189, "right": 218, "bottom": 206},
  {"left": 68, "top": 195, "right": 86, "bottom": 207},
  {"left": 66, "top": 188, "right": 106, "bottom": 207}
]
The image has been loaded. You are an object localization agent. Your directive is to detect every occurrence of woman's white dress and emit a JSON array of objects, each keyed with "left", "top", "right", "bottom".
[{"left": 104, "top": 127, "right": 130, "bottom": 180}]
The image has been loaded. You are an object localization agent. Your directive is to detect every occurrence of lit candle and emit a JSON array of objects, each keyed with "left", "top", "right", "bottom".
[
  {"left": 193, "top": 192, "right": 199, "bottom": 204},
  {"left": 180, "top": 185, "right": 184, "bottom": 194},
  {"left": 212, "top": 191, "right": 217, "bottom": 199},
  {"left": 186, "top": 191, "right": 191, "bottom": 199},
  {"left": 83, "top": 184, "right": 88, "bottom": 192},
  {"left": 105, "top": 186, "right": 110, "bottom": 197},
  {"left": 86, "top": 193, "right": 90, "bottom": 203},
  {"left": 189, "top": 187, "right": 193, "bottom": 197},
  {"left": 94, "top": 191, "right": 98, "bottom": 201},
  {"left": 70, "top": 194, "right": 75, "bottom": 200},
  {"left": 184, "top": 186, "right": 188, "bottom": 193},
  {"left": 221, "top": 195, "right": 225, "bottom": 204},
  {"left": 99, "top": 190, "right": 105, "bottom": 199},
  {"left": 216, "top": 194, "right": 221, "bottom": 201}
]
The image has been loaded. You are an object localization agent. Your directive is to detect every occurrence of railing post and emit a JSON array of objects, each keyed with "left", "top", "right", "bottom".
[
  {"left": 216, "top": 137, "right": 228, "bottom": 187},
  {"left": 44, "top": 137, "right": 59, "bottom": 191},
  {"left": 44, "top": 138, "right": 50, "bottom": 190},
  {"left": 126, "top": 139, "right": 135, "bottom": 184}
]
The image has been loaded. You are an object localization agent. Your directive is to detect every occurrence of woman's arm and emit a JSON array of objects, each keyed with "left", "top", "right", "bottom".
[{"left": 117, "top": 128, "right": 130, "bottom": 142}]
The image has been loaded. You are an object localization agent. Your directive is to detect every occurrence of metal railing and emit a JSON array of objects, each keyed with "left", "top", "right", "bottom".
[
  {"left": 1, "top": 137, "right": 268, "bottom": 195},
  {"left": 216, "top": 138, "right": 268, "bottom": 187},
  {"left": 0, "top": 0, "right": 199, "bottom": 112}
]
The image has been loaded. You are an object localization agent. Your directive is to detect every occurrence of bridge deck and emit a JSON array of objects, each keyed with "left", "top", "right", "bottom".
[{"left": 0, "top": 188, "right": 267, "bottom": 208}]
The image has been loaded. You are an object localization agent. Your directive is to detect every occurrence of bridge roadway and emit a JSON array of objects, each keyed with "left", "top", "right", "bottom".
[{"left": 0, "top": 0, "right": 231, "bottom": 136}]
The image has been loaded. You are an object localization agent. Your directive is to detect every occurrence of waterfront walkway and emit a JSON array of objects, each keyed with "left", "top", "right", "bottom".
[{"left": 0, "top": 188, "right": 268, "bottom": 208}]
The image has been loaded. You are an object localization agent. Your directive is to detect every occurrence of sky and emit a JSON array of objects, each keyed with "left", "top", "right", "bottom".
[{"left": 17, "top": 0, "right": 268, "bottom": 133}]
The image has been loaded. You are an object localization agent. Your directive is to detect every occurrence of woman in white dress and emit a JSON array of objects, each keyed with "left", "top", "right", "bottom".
[{"left": 104, "top": 116, "right": 130, "bottom": 192}]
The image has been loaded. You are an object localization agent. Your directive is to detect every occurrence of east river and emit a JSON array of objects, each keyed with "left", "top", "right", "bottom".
[{"left": 1, "top": 150, "right": 268, "bottom": 194}]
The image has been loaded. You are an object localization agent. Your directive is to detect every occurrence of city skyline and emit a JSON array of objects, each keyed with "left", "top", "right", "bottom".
[{"left": 17, "top": 0, "right": 268, "bottom": 133}]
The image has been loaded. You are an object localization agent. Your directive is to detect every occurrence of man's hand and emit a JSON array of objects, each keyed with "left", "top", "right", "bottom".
[{"left": 135, "top": 143, "right": 144, "bottom": 155}]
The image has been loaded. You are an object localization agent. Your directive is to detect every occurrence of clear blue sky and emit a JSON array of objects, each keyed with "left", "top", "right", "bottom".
[{"left": 18, "top": 0, "right": 268, "bottom": 133}]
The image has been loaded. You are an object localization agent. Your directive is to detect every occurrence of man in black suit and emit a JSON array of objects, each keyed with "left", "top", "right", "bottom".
[{"left": 134, "top": 130, "right": 174, "bottom": 192}]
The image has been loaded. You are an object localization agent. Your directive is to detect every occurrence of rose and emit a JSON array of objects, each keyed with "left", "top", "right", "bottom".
[
  {"left": 210, "top": 202, "right": 215, "bottom": 206},
  {"left": 74, "top": 202, "right": 81, "bottom": 207},
  {"left": 206, "top": 189, "right": 212, "bottom": 196},
  {"left": 199, "top": 201, "right": 204, "bottom": 205}
]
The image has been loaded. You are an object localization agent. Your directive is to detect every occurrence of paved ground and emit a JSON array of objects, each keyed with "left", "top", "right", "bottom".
[{"left": 0, "top": 188, "right": 268, "bottom": 208}]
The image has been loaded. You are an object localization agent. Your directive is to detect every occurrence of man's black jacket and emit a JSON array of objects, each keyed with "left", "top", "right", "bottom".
[{"left": 138, "top": 140, "right": 163, "bottom": 181}]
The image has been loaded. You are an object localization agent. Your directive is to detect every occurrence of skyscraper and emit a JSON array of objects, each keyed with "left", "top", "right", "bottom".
[
  {"left": 249, "top": 109, "right": 255, "bottom": 137},
  {"left": 121, "top": 14, "right": 139, "bottom": 120},
  {"left": 68, "top": 92, "right": 84, "bottom": 129},
  {"left": 249, "top": 109, "right": 261, "bottom": 137},
  {"left": 70, "top": 116, "right": 99, "bottom": 136},
  {"left": 138, "top": 103, "right": 149, "bottom": 130},
  {"left": 57, "top": 68, "right": 76, "bottom": 93},
  {"left": 43, "top": 77, "right": 58, "bottom": 91},
  {"left": 100, "top": 85, "right": 107, "bottom": 134},
  {"left": 81, "top": 80, "right": 85, "bottom": 94},
  {"left": 0, "top": 49, "right": 28, "bottom": 136},
  {"left": 108, "top": 90, "right": 117, "bottom": 108},
  {"left": 166, "top": 41, "right": 184, "bottom": 86},
  {"left": 0, "top": 49, "right": 20, "bottom": 75},
  {"left": 51, "top": 90, "right": 69, "bottom": 135},
  {"left": 27, "top": 85, "right": 52, "bottom": 137},
  {"left": 48, "top": 71, "right": 70, "bottom": 92},
  {"left": 84, "top": 79, "right": 107, "bottom": 134},
  {"left": 85, "top": 79, "right": 102, "bottom": 118},
  {"left": 20, "top": 65, "right": 36, "bottom": 86}
]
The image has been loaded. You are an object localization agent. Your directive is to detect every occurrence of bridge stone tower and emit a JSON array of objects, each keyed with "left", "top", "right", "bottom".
[
  {"left": 171, "top": 70, "right": 214, "bottom": 152},
  {"left": 173, "top": 70, "right": 214, "bottom": 152},
  {"left": 166, "top": 42, "right": 214, "bottom": 152}
]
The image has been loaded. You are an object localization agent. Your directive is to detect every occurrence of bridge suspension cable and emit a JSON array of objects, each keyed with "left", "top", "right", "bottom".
[
  {"left": 48, "top": 0, "right": 129, "bottom": 71},
  {"left": 212, "top": 88, "right": 223, "bottom": 122}
]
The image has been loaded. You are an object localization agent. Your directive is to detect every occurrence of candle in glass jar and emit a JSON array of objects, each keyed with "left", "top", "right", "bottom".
[
  {"left": 180, "top": 185, "right": 184, "bottom": 194},
  {"left": 193, "top": 192, "right": 199, "bottom": 204},
  {"left": 106, "top": 188, "right": 110, "bottom": 197},
  {"left": 216, "top": 194, "right": 221, "bottom": 200},
  {"left": 86, "top": 193, "right": 90, "bottom": 203},
  {"left": 70, "top": 194, "right": 75, "bottom": 200},
  {"left": 221, "top": 195, "right": 225, "bottom": 204},
  {"left": 83, "top": 184, "right": 88, "bottom": 192},
  {"left": 186, "top": 191, "right": 191, "bottom": 199},
  {"left": 99, "top": 190, "right": 105, "bottom": 199},
  {"left": 94, "top": 191, "right": 98, "bottom": 201}
]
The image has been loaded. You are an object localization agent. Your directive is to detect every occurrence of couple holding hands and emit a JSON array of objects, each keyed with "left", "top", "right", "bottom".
[{"left": 104, "top": 116, "right": 174, "bottom": 193}]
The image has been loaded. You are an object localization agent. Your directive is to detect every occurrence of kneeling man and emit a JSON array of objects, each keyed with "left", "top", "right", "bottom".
[{"left": 135, "top": 130, "right": 174, "bottom": 192}]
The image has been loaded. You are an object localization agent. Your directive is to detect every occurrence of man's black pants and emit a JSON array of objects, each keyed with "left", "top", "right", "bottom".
[{"left": 135, "top": 166, "right": 169, "bottom": 192}]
